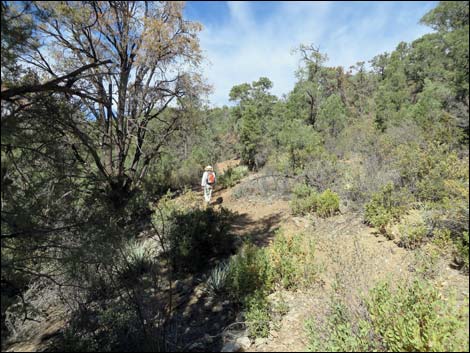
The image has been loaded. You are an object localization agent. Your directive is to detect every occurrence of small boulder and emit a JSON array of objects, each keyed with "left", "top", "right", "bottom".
[
  {"left": 236, "top": 336, "right": 251, "bottom": 350},
  {"left": 221, "top": 342, "right": 241, "bottom": 352}
]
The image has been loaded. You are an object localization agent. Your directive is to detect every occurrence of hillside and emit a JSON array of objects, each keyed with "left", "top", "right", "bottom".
[{"left": 2, "top": 1, "right": 469, "bottom": 352}]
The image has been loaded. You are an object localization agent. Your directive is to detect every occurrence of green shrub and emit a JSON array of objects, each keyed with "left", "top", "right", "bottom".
[
  {"left": 305, "top": 299, "right": 377, "bottom": 352},
  {"left": 393, "top": 143, "right": 468, "bottom": 203},
  {"left": 364, "top": 183, "right": 409, "bottom": 234},
  {"left": 168, "top": 207, "right": 235, "bottom": 274},
  {"left": 316, "top": 189, "right": 340, "bottom": 217},
  {"left": 290, "top": 183, "right": 317, "bottom": 216},
  {"left": 268, "top": 231, "right": 317, "bottom": 290},
  {"left": 290, "top": 184, "right": 340, "bottom": 217},
  {"left": 422, "top": 192, "right": 468, "bottom": 271},
  {"left": 397, "top": 218, "right": 429, "bottom": 249},
  {"left": 152, "top": 195, "right": 236, "bottom": 274},
  {"left": 61, "top": 301, "right": 155, "bottom": 352},
  {"left": 306, "top": 279, "right": 468, "bottom": 352},
  {"left": 226, "top": 244, "right": 272, "bottom": 302},
  {"left": 244, "top": 290, "right": 272, "bottom": 338},
  {"left": 218, "top": 165, "right": 249, "bottom": 189},
  {"left": 367, "top": 279, "right": 468, "bottom": 352},
  {"left": 455, "top": 231, "right": 469, "bottom": 272}
]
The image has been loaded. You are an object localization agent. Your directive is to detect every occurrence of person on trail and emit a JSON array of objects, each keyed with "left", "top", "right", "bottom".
[{"left": 201, "top": 165, "right": 216, "bottom": 205}]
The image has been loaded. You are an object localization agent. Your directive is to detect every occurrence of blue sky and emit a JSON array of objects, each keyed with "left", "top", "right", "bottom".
[{"left": 184, "top": 1, "right": 438, "bottom": 106}]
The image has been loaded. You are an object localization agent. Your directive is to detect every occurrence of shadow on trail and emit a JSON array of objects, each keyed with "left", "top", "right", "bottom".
[{"left": 230, "top": 211, "right": 284, "bottom": 247}]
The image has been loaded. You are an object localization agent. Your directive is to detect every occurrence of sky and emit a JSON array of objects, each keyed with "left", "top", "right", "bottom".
[{"left": 183, "top": 1, "right": 438, "bottom": 107}]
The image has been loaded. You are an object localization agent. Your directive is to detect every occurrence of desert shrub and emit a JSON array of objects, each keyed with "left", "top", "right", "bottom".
[
  {"left": 305, "top": 300, "right": 377, "bottom": 352},
  {"left": 225, "top": 231, "right": 317, "bottom": 338},
  {"left": 367, "top": 280, "right": 468, "bottom": 352},
  {"left": 167, "top": 207, "right": 235, "bottom": 274},
  {"left": 364, "top": 183, "right": 410, "bottom": 234},
  {"left": 338, "top": 154, "right": 400, "bottom": 210},
  {"left": 226, "top": 244, "right": 272, "bottom": 302},
  {"left": 61, "top": 300, "right": 160, "bottom": 352},
  {"left": 117, "top": 239, "right": 159, "bottom": 280},
  {"left": 396, "top": 216, "right": 429, "bottom": 249},
  {"left": 302, "top": 153, "right": 339, "bottom": 190},
  {"left": 455, "top": 231, "right": 469, "bottom": 272},
  {"left": 316, "top": 189, "right": 340, "bottom": 217},
  {"left": 306, "top": 279, "right": 468, "bottom": 352},
  {"left": 217, "top": 165, "right": 249, "bottom": 189},
  {"left": 290, "top": 184, "right": 340, "bottom": 218},
  {"left": 268, "top": 231, "right": 317, "bottom": 289},
  {"left": 244, "top": 290, "right": 272, "bottom": 338},
  {"left": 410, "top": 245, "right": 443, "bottom": 280},
  {"left": 150, "top": 191, "right": 236, "bottom": 274},
  {"left": 205, "top": 261, "right": 231, "bottom": 295},
  {"left": 290, "top": 183, "right": 318, "bottom": 215},
  {"left": 393, "top": 143, "right": 468, "bottom": 203},
  {"left": 422, "top": 189, "right": 468, "bottom": 271},
  {"left": 233, "top": 173, "right": 295, "bottom": 200}
]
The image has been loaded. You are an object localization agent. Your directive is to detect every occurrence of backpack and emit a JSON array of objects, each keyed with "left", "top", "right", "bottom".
[{"left": 207, "top": 171, "right": 215, "bottom": 185}]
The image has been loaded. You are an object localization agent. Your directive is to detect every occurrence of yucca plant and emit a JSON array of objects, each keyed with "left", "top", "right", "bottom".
[
  {"left": 118, "top": 239, "right": 159, "bottom": 278},
  {"left": 206, "top": 261, "right": 230, "bottom": 295}
]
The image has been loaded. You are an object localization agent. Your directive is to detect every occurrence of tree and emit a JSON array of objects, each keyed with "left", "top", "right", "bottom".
[
  {"left": 229, "top": 77, "right": 276, "bottom": 170},
  {"left": 5, "top": 1, "right": 206, "bottom": 207},
  {"left": 316, "top": 94, "right": 348, "bottom": 138}
]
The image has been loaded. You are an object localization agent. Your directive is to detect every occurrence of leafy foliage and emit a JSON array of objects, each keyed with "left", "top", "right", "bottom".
[
  {"left": 290, "top": 184, "right": 340, "bottom": 218},
  {"left": 306, "top": 278, "right": 469, "bottom": 352}
]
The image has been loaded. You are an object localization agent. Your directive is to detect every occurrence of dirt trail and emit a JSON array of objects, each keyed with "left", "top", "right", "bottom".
[{"left": 210, "top": 171, "right": 470, "bottom": 352}]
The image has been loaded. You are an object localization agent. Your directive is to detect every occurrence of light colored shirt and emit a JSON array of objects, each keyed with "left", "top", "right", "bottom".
[{"left": 201, "top": 171, "right": 216, "bottom": 187}]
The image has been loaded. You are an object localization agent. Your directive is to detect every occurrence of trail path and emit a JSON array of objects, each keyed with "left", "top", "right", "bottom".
[{"left": 211, "top": 163, "right": 469, "bottom": 352}]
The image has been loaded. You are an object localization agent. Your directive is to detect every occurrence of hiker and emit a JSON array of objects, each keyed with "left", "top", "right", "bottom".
[{"left": 201, "top": 165, "right": 216, "bottom": 205}]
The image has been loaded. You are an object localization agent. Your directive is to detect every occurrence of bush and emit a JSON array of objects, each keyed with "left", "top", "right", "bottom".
[
  {"left": 455, "top": 231, "right": 469, "bottom": 272},
  {"left": 290, "top": 184, "right": 340, "bottom": 218},
  {"left": 151, "top": 192, "right": 236, "bottom": 274},
  {"left": 305, "top": 300, "right": 377, "bottom": 352},
  {"left": 367, "top": 280, "right": 468, "bottom": 352},
  {"left": 364, "top": 183, "right": 409, "bottom": 235},
  {"left": 268, "top": 231, "right": 317, "bottom": 290},
  {"left": 117, "top": 239, "right": 159, "bottom": 280},
  {"left": 316, "top": 189, "right": 340, "bottom": 217},
  {"left": 217, "top": 165, "right": 249, "bottom": 189},
  {"left": 226, "top": 244, "right": 272, "bottom": 302},
  {"left": 396, "top": 215, "right": 429, "bottom": 249},
  {"left": 306, "top": 279, "right": 469, "bottom": 352},
  {"left": 290, "top": 183, "right": 318, "bottom": 216},
  {"left": 224, "top": 230, "right": 317, "bottom": 338},
  {"left": 61, "top": 300, "right": 157, "bottom": 352},
  {"left": 168, "top": 207, "right": 235, "bottom": 274},
  {"left": 244, "top": 290, "right": 272, "bottom": 338}
]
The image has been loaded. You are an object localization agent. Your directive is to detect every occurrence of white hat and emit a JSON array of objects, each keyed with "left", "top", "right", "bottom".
[{"left": 205, "top": 165, "right": 213, "bottom": 171}]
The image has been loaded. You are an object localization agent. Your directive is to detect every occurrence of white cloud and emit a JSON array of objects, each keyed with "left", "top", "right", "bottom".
[{"left": 197, "top": 1, "right": 435, "bottom": 106}]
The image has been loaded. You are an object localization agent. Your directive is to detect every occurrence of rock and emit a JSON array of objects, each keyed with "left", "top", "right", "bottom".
[
  {"left": 203, "top": 334, "right": 213, "bottom": 344},
  {"left": 221, "top": 342, "right": 241, "bottom": 352},
  {"left": 188, "top": 342, "right": 205, "bottom": 350},
  {"left": 236, "top": 336, "right": 251, "bottom": 350},
  {"left": 255, "top": 337, "right": 268, "bottom": 346},
  {"left": 212, "top": 304, "right": 223, "bottom": 313},
  {"left": 204, "top": 298, "right": 214, "bottom": 308}
]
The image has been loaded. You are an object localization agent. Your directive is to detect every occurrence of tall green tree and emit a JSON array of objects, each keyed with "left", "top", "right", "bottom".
[{"left": 229, "top": 77, "right": 277, "bottom": 170}]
